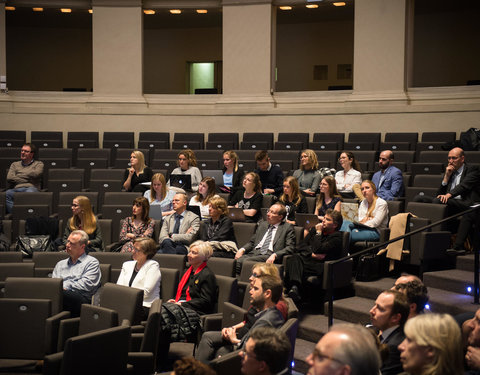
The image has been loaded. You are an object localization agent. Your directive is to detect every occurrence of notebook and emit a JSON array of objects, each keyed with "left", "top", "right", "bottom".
[
  {"left": 149, "top": 205, "right": 164, "bottom": 221},
  {"left": 169, "top": 174, "right": 192, "bottom": 191},
  {"left": 227, "top": 207, "right": 247, "bottom": 222},
  {"left": 202, "top": 170, "right": 224, "bottom": 186},
  {"left": 295, "top": 213, "right": 320, "bottom": 230}
]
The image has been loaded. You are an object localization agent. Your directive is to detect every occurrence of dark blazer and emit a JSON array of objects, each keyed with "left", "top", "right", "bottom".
[
  {"left": 254, "top": 165, "right": 284, "bottom": 196},
  {"left": 180, "top": 266, "right": 217, "bottom": 315},
  {"left": 239, "top": 307, "right": 285, "bottom": 348},
  {"left": 242, "top": 221, "right": 296, "bottom": 260},
  {"left": 298, "top": 228, "right": 343, "bottom": 261},
  {"left": 381, "top": 326, "right": 405, "bottom": 375},
  {"left": 199, "top": 216, "right": 236, "bottom": 243},
  {"left": 372, "top": 166, "right": 404, "bottom": 201},
  {"left": 437, "top": 163, "right": 480, "bottom": 204}
]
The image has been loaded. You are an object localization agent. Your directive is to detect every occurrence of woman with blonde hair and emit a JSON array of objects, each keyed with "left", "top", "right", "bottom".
[
  {"left": 168, "top": 149, "right": 203, "bottom": 192},
  {"left": 221, "top": 150, "right": 245, "bottom": 195},
  {"left": 228, "top": 172, "right": 263, "bottom": 223},
  {"left": 315, "top": 176, "right": 342, "bottom": 222},
  {"left": 123, "top": 150, "right": 153, "bottom": 193},
  {"left": 398, "top": 313, "right": 463, "bottom": 375},
  {"left": 60, "top": 195, "right": 103, "bottom": 252},
  {"left": 119, "top": 197, "right": 155, "bottom": 253},
  {"left": 293, "top": 149, "right": 322, "bottom": 196},
  {"left": 189, "top": 177, "right": 219, "bottom": 220},
  {"left": 278, "top": 176, "right": 308, "bottom": 225},
  {"left": 144, "top": 172, "right": 176, "bottom": 217}
]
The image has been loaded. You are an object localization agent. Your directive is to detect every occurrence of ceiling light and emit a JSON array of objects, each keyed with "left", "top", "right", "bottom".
[
  {"left": 333, "top": 2, "right": 346, "bottom": 6},
  {"left": 88, "top": 9, "right": 93, "bottom": 14},
  {"left": 5, "top": 6, "right": 15, "bottom": 11},
  {"left": 196, "top": 9, "right": 208, "bottom": 14},
  {"left": 144, "top": 9, "right": 155, "bottom": 15},
  {"left": 60, "top": 8, "right": 72, "bottom": 13},
  {"left": 33, "top": 7, "right": 43, "bottom": 12},
  {"left": 279, "top": 6, "right": 292, "bottom": 10},
  {"left": 306, "top": 4, "right": 319, "bottom": 8},
  {"left": 170, "top": 9, "right": 181, "bottom": 14}
]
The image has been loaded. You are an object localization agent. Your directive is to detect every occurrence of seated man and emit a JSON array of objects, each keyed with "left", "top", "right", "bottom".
[
  {"left": 254, "top": 150, "right": 284, "bottom": 196},
  {"left": 52, "top": 230, "right": 101, "bottom": 317},
  {"left": 195, "top": 274, "right": 285, "bottom": 363},
  {"left": 157, "top": 192, "right": 200, "bottom": 254},
  {"left": 234, "top": 202, "right": 296, "bottom": 275},
  {"left": 393, "top": 279, "right": 429, "bottom": 320},
  {"left": 414, "top": 147, "right": 480, "bottom": 254},
  {"left": 6, "top": 143, "right": 44, "bottom": 213},
  {"left": 285, "top": 209, "right": 343, "bottom": 303},
  {"left": 372, "top": 150, "right": 404, "bottom": 201},
  {"left": 239, "top": 326, "right": 291, "bottom": 375}
]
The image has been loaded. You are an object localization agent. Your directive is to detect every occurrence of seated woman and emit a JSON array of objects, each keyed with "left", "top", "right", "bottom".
[
  {"left": 293, "top": 149, "right": 322, "bottom": 196},
  {"left": 119, "top": 197, "right": 155, "bottom": 253},
  {"left": 399, "top": 313, "right": 463, "bottom": 375},
  {"left": 335, "top": 151, "right": 363, "bottom": 200},
  {"left": 123, "top": 150, "right": 153, "bottom": 193},
  {"left": 189, "top": 177, "right": 219, "bottom": 221},
  {"left": 117, "top": 237, "right": 161, "bottom": 319},
  {"left": 221, "top": 150, "right": 244, "bottom": 195},
  {"left": 341, "top": 180, "right": 388, "bottom": 243},
  {"left": 144, "top": 172, "right": 176, "bottom": 217},
  {"left": 228, "top": 172, "right": 263, "bottom": 223},
  {"left": 315, "top": 176, "right": 342, "bottom": 222},
  {"left": 278, "top": 176, "right": 308, "bottom": 225},
  {"left": 168, "top": 149, "right": 203, "bottom": 192},
  {"left": 158, "top": 241, "right": 217, "bottom": 366},
  {"left": 58, "top": 195, "right": 103, "bottom": 252},
  {"left": 199, "top": 196, "right": 236, "bottom": 258}
]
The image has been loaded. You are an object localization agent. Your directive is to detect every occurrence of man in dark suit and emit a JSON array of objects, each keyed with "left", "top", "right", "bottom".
[
  {"left": 234, "top": 202, "right": 296, "bottom": 274},
  {"left": 372, "top": 150, "right": 404, "bottom": 201},
  {"left": 414, "top": 147, "right": 480, "bottom": 254},
  {"left": 195, "top": 274, "right": 285, "bottom": 363},
  {"left": 157, "top": 192, "right": 200, "bottom": 254},
  {"left": 370, "top": 289, "right": 410, "bottom": 375},
  {"left": 254, "top": 150, "right": 284, "bottom": 196}
]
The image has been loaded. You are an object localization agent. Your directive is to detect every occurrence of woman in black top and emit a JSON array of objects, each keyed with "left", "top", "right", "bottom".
[
  {"left": 228, "top": 172, "right": 263, "bottom": 223},
  {"left": 278, "top": 176, "right": 308, "bottom": 225},
  {"left": 123, "top": 150, "right": 153, "bottom": 193}
]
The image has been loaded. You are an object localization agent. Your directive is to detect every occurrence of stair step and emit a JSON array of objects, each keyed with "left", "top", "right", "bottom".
[
  {"left": 426, "top": 287, "right": 479, "bottom": 315},
  {"left": 354, "top": 277, "right": 397, "bottom": 299},
  {"left": 324, "top": 296, "right": 373, "bottom": 325},
  {"left": 293, "top": 338, "right": 315, "bottom": 374},
  {"left": 423, "top": 269, "right": 475, "bottom": 295},
  {"left": 456, "top": 254, "right": 474, "bottom": 272},
  {"left": 298, "top": 313, "right": 350, "bottom": 342}
]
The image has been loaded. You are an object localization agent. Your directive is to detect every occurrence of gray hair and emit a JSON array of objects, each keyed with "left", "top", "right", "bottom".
[
  {"left": 70, "top": 230, "right": 89, "bottom": 246},
  {"left": 329, "top": 323, "right": 381, "bottom": 375}
]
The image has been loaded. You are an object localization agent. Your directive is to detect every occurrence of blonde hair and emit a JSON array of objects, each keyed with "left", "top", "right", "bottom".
[
  {"left": 362, "top": 180, "right": 378, "bottom": 219},
  {"left": 279, "top": 176, "right": 302, "bottom": 206},
  {"left": 404, "top": 314, "right": 463, "bottom": 375},
  {"left": 189, "top": 240, "right": 213, "bottom": 260},
  {"left": 130, "top": 150, "right": 146, "bottom": 174},
  {"left": 223, "top": 150, "right": 239, "bottom": 172},
  {"left": 300, "top": 149, "right": 319, "bottom": 171},
  {"left": 252, "top": 263, "right": 281, "bottom": 281},
  {"left": 149, "top": 173, "right": 168, "bottom": 202},
  {"left": 178, "top": 149, "right": 197, "bottom": 168},
  {"left": 244, "top": 172, "right": 262, "bottom": 194},
  {"left": 69, "top": 195, "right": 97, "bottom": 235},
  {"left": 209, "top": 196, "right": 229, "bottom": 216}
]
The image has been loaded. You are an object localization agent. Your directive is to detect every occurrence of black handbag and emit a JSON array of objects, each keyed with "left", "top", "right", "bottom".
[
  {"left": 110, "top": 239, "right": 129, "bottom": 253},
  {"left": 355, "top": 252, "right": 386, "bottom": 282},
  {"left": 15, "top": 235, "right": 54, "bottom": 258}
]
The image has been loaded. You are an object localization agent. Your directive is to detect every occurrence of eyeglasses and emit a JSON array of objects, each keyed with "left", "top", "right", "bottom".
[
  {"left": 267, "top": 209, "right": 279, "bottom": 215},
  {"left": 311, "top": 348, "right": 344, "bottom": 365}
]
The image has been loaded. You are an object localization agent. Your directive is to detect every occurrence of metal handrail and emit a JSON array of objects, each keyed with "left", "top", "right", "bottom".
[{"left": 326, "top": 205, "right": 480, "bottom": 327}]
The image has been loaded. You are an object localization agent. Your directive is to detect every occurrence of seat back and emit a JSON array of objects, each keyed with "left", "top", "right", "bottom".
[
  {"left": 99, "top": 263, "right": 111, "bottom": 285},
  {"left": 233, "top": 222, "right": 256, "bottom": 248},
  {"left": 160, "top": 267, "right": 179, "bottom": 300},
  {"left": 153, "top": 253, "right": 186, "bottom": 272},
  {"left": 0, "top": 251, "right": 23, "bottom": 263},
  {"left": 78, "top": 304, "right": 119, "bottom": 336},
  {"left": 100, "top": 283, "right": 144, "bottom": 325},
  {"left": 32, "top": 252, "right": 70, "bottom": 277},
  {"left": 140, "top": 298, "right": 162, "bottom": 353},
  {"left": 280, "top": 318, "right": 299, "bottom": 369},
  {"left": 406, "top": 202, "right": 447, "bottom": 231},
  {"left": 215, "top": 275, "right": 238, "bottom": 314},
  {"left": 207, "top": 257, "right": 236, "bottom": 277},
  {"left": 0, "top": 262, "right": 34, "bottom": 281}
]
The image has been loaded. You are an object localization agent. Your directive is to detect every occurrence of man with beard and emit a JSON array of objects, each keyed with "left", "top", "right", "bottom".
[
  {"left": 195, "top": 274, "right": 284, "bottom": 363},
  {"left": 371, "top": 150, "right": 404, "bottom": 201},
  {"left": 465, "top": 308, "right": 480, "bottom": 374}
]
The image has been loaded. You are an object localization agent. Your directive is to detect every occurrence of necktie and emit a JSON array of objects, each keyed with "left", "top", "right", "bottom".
[
  {"left": 260, "top": 225, "right": 274, "bottom": 255},
  {"left": 173, "top": 213, "right": 182, "bottom": 234}
]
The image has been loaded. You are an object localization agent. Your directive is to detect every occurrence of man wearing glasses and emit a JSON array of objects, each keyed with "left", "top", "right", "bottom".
[
  {"left": 6, "top": 143, "right": 44, "bottom": 213},
  {"left": 306, "top": 323, "right": 381, "bottom": 375}
]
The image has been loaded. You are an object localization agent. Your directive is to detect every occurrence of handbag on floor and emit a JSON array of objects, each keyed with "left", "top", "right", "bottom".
[{"left": 15, "top": 235, "right": 54, "bottom": 258}]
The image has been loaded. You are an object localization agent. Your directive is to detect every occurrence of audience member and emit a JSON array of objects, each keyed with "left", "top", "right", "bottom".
[
  {"left": 116, "top": 237, "right": 160, "bottom": 319},
  {"left": 393, "top": 280, "right": 429, "bottom": 319},
  {"left": 314, "top": 176, "right": 342, "bottom": 222},
  {"left": 144, "top": 172, "right": 176, "bottom": 217},
  {"left": 464, "top": 308, "right": 480, "bottom": 374},
  {"left": 123, "top": 150, "right": 153, "bottom": 193},
  {"left": 285, "top": 209, "right": 343, "bottom": 303},
  {"left": 228, "top": 172, "right": 263, "bottom": 223},
  {"left": 6, "top": 143, "right": 44, "bottom": 213},
  {"left": 199, "top": 196, "right": 237, "bottom": 258},
  {"left": 293, "top": 149, "right": 322, "bottom": 196},
  {"left": 372, "top": 150, "right": 404, "bottom": 201},
  {"left": 158, "top": 192, "right": 200, "bottom": 254},
  {"left": 189, "top": 177, "right": 219, "bottom": 220},
  {"left": 57, "top": 195, "right": 103, "bottom": 252},
  {"left": 168, "top": 149, "right": 203, "bottom": 192},
  {"left": 172, "top": 357, "right": 216, "bottom": 375},
  {"left": 399, "top": 313, "right": 463, "bottom": 375},
  {"left": 119, "top": 197, "right": 155, "bottom": 253},
  {"left": 239, "top": 326, "right": 291, "bottom": 375},
  {"left": 369, "top": 289, "right": 409, "bottom": 375},
  {"left": 278, "top": 176, "right": 308, "bottom": 225},
  {"left": 394, "top": 273, "right": 422, "bottom": 286},
  {"left": 335, "top": 151, "right": 363, "bottom": 200},
  {"left": 342, "top": 180, "right": 388, "bottom": 243},
  {"left": 222, "top": 150, "right": 245, "bottom": 196},
  {"left": 414, "top": 147, "right": 480, "bottom": 255},
  {"left": 52, "top": 229, "right": 101, "bottom": 317},
  {"left": 254, "top": 150, "right": 284, "bottom": 196},
  {"left": 195, "top": 274, "right": 284, "bottom": 363},
  {"left": 306, "top": 323, "right": 381, "bottom": 375},
  {"left": 235, "top": 202, "right": 296, "bottom": 274}
]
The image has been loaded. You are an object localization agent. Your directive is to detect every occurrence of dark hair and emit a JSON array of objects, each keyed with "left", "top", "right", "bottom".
[
  {"left": 249, "top": 326, "right": 291, "bottom": 374},
  {"left": 382, "top": 289, "right": 410, "bottom": 327},
  {"left": 259, "top": 274, "right": 283, "bottom": 304},
  {"left": 394, "top": 280, "right": 429, "bottom": 314},
  {"left": 172, "top": 357, "right": 216, "bottom": 375},
  {"left": 132, "top": 197, "right": 150, "bottom": 223},
  {"left": 324, "top": 208, "right": 343, "bottom": 230},
  {"left": 255, "top": 150, "right": 269, "bottom": 162},
  {"left": 133, "top": 237, "right": 157, "bottom": 259},
  {"left": 340, "top": 151, "right": 362, "bottom": 172},
  {"left": 23, "top": 143, "right": 37, "bottom": 157},
  {"left": 195, "top": 177, "right": 216, "bottom": 204}
]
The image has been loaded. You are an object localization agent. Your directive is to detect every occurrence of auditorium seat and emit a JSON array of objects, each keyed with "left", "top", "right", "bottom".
[
  {"left": 381, "top": 132, "right": 418, "bottom": 151},
  {"left": 311, "top": 133, "right": 344, "bottom": 150},
  {"left": 112, "top": 148, "right": 150, "bottom": 169},
  {"left": 39, "top": 148, "right": 73, "bottom": 170},
  {"left": 75, "top": 148, "right": 111, "bottom": 185},
  {"left": 67, "top": 131, "right": 99, "bottom": 149},
  {"left": 206, "top": 133, "right": 239, "bottom": 150},
  {"left": 31, "top": 131, "right": 63, "bottom": 148},
  {"left": 172, "top": 133, "right": 204, "bottom": 150},
  {"left": 274, "top": 133, "right": 309, "bottom": 150},
  {"left": 138, "top": 132, "right": 170, "bottom": 152},
  {"left": 47, "top": 169, "right": 85, "bottom": 207},
  {"left": 88, "top": 169, "right": 125, "bottom": 208},
  {"left": 0, "top": 130, "right": 25, "bottom": 147},
  {"left": 346, "top": 132, "right": 381, "bottom": 151},
  {"left": 102, "top": 132, "right": 135, "bottom": 150},
  {"left": 241, "top": 132, "right": 273, "bottom": 150}
]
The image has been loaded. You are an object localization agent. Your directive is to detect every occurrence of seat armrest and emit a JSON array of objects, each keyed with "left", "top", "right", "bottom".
[
  {"left": 43, "top": 351, "right": 64, "bottom": 375},
  {"left": 210, "top": 349, "right": 243, "bottom": 375},
  {"left": 46, "top": 311, "right": 72, "bottom": 354},
  {"left": 56, "top": 317, "right": 80, "bottom": 352},
  {"left": 127, "top": 352, "right": 154, "bottom": 375},
  {"left": 202, "top": 313, "right": 223, "bottom": 332}
]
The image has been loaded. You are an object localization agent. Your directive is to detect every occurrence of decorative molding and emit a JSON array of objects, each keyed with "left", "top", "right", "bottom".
[
  {"left": 92, "top": 0, "right": 141, "bottom": 7},
  {"left": 144, "top": 0, "right": 221, "bottom": 8},
  {"left": 7, "top": 0, "right": 91, "bottom": 8},
  {"left": 222, "top": 0, "right": 272, "bottom": 6}
]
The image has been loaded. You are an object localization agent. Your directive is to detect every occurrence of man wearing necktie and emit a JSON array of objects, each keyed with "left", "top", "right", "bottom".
[
  {"left": 235, "top": 202, "right": 296, "bottom": 275},
  {"left": 414, "top": 147, "right": 480, "bottom": 254},
  {"left": 158, "top": 192, "right": 200, "bottom": 254}
]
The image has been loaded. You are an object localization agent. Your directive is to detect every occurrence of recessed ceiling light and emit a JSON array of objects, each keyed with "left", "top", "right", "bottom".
[
  {"left": 333, "top": 2, "right": 346, "bottom": 6},
  {"left": 306, "top": 4, "right": 319, "bottom": 8},
  {"left": 60, "top": 8, "right": 72, "bottom": 13},
  {"left": 279, "top": 6, "right": 292, "bottom": 10},
  {"left": 33, "top": 7, "right": 44, "bottom": 12},
  {"left": 144, "top": 9, "right": 155, "bottom": 15},
  {"left": 5, "top": 6, "right": 15, "bottom": 11},
  {"left": 170, "top": 9, "right": 181, "bottom": 14},
  {"left": 88, "top": 9, "right": 93, "bottom": 14},
  {"left": 196, "top": 9, "right": 208, "bottom": 14}
]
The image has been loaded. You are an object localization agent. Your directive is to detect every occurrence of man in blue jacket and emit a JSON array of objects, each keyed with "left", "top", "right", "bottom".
[{"left": 372, "top": 150, "right": 404, "bottom": 201}]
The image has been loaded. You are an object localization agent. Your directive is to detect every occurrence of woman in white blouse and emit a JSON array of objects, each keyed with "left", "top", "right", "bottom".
[
  {"left": 189, "top": 177, "right": 219, "bottom": 220},
  {"left": 117, "top": 237, "right": 161, "bottom": 318},
  {"left": 335, "top": 151, "right": 363, "bottom": 200}
]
